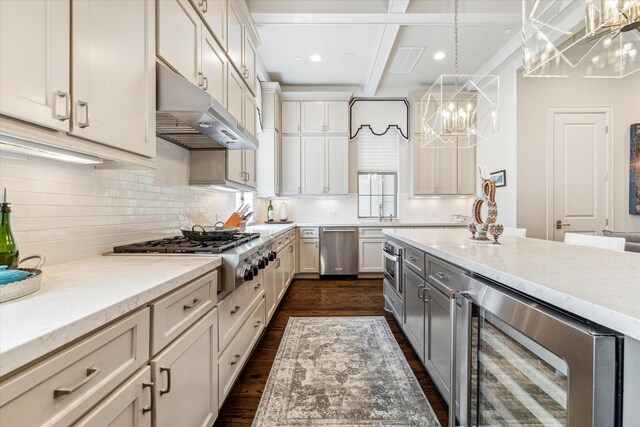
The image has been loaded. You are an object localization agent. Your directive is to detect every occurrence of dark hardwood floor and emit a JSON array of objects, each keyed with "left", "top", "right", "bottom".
[{"left": 214, "top": 279, "right": 449, "bottom": 427}]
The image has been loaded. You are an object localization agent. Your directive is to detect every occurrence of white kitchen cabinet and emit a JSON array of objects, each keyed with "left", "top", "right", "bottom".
[
  {"left": 243, "top": 31, "right": 257, "bottom": 95},
  {"left": 73, "top": 367, "right": 152, "bottom": 427},
  {"left": 257, "top": 129, "right": 281, "bottom": 197},
  {"left": 413, "top": 139, "right": 464, "bottom": 196},
  {"left": 70, "top": 0, "right": 155, "bottom": 158},
  {"left": 299, "top": 239, "right": 320, "bottom": 273},
  {"left": 226, "top": 0, "right": 257, "bottom": 96},
  {"left": 152, "top": 309, "right": 218, "bottom": 427},
  {"left": 301, "top": 136, "right": 348, "bottom": 195},
  {"left": 244, "top": 90, "right": 257, "bottom": 137},
  {"left": 285, "top": 242, "right": 296, "bottom": 287},
  {"left": 436, "top": 141, "right": 457, "bottom": 194},
  {"left": 281, "top": 101, "right": 301, "bottom": 133},
  {"left": 227, "top": 65, "right": 244, "bottom": 123},
  {"left": 244, "top": 148, "right": 257, "bottom": 188},
  {"left": 281, "top": 136, "right": 301, "bottom": 195},
  {"left": 301, "top": 102, "right": 325, "bottom": 133},
  {"left": 227, "top": 150, "right": 244, "bottom": 185},
  {"left": 289, "top": 242, "right": 297, "bottom": 282},
  {"left": 0, "top": 0, "right": 70, "bottom": 132},
  {"left": 190, "top": 0, "right": 226, "bottom": 49},
  {"left": 457, "top": 139, "right": 476, "bottom": 195},
  {"left": 226, "top": 0, "right": 243, "bottom": 75},
  {"left": 359, "top": 239, "right": 384, "bottom": 273},
  {"left": 275, "top": 255, "right": 286, "bottom": 301},
  {"left": 324, "top": 101, "right": 349, "bottom": 133},
  {"left": 201, "top": 29, "right": 227, "bottom": 108}
]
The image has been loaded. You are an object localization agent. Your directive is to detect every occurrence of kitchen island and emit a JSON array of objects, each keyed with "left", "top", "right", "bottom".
[{"left": 384, "top": 228, "right": 640, "bottom": 427}]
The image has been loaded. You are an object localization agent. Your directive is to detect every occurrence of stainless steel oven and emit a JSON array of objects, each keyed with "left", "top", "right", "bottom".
[
  {"left": 383, "top": 241, "right": 403, "bottom": 295},
  {"left": 448, "top": 274, "right": 621, "bottom": 427}
]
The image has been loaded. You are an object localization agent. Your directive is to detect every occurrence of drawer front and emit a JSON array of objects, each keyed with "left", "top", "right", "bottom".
[
  {"left": 217, "top": 275, "right": 265, "bottom": 352},
  {"left": 285, "top": 230, "right": 295, "bottom": 244},
  {"left": 276, "top": 235, "right": 285, "bottom": 251},
  {"left": 298, "top": 227, "right": 318, "bottom": 239},
  {"left": 428, "top": 257, "right": 465, "bottom": 293},
  {"left": 359, "top": 227, "right": 385, "bottom": 239},
  {"left": 73, "top": 366, "right": 152, "bottom": 427},
  {"left": 384, "top": 280, "right": 403, "bottom": 320},
  {"left": 151, "top": 270, "right": 218, "bottom": 355},
  {"left": 218, "top": 299, "right": 265, "bottom": 406},
  {"left": 0, "top": 309, "right": 150, "bottom": 427},
  {"left": 403, "top": 246, "right": 426, "bottom": 277}
]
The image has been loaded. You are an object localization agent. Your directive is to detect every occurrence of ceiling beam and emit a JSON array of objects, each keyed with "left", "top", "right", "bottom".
[
  {"left": 252, "top": 13, "right": 521, "bottom": 26},
  {"left": 364, "top": 24, "right": 400, "bottom": 96}
]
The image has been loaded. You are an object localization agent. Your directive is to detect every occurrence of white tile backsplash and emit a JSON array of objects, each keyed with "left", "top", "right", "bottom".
[{"left": 0, "top": 139, "right": 236, "bottom": 265}]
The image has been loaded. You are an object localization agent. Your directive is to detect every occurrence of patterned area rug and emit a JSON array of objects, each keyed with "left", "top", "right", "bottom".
[{"left": 252, "top": 317, "right": 439, "bottom": 426}]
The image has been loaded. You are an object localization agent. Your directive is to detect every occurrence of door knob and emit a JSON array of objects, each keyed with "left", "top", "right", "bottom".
[{"left": 555, "top": 220, "right": 571, "bottom": 230}]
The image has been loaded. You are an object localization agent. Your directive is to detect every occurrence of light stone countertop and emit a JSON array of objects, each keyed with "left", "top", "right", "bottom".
[
  {"left": 0, "top": 255, "right": 221, "bottom": 377},
  {"left": 384, "top": 228, "right": 640, "bottom": 340}
]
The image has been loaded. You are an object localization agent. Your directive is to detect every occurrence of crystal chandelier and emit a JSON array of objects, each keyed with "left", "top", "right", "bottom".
[
  {"left": 420, "top": 0, "right": 500, "bottom": 147},
  {"left": 522, "top": 0, "right": 640, "bottom": 78}
]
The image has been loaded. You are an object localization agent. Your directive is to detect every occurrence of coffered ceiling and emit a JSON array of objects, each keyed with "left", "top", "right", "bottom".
[{"left": 247, "top": 0, "right": 523, "bottom": 96}]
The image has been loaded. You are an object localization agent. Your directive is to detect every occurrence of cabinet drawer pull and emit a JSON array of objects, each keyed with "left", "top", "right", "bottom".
[
  {"left": 408, "top": 256, "right": 417, "bottom": 262},
  {"left": 254, "top": 320, "right": 262, "bottom": 328},
  {"left": 55, "top": 90, "right": 70, "bottom": 121},
  {"left": 53, "top": 366, "right": 101, "bottom": 398},
  {"left": 78, "top": 100, "right": 90, "bottom": 128},
  {"left": 183, "top": 297, "right": 201, "bottom": 311},
  {"left": 142, "top": 382, "right": 154, "bottom": 414},
  {"left": 417, "top": 284, "right": 425, "bottom": 299},
  {"left": 254, "top": 283, "right": 262, "bottom": 290},
  {"left": 230, "top": 354, "right": 241, "bottom": 365},
  {"left": 436, "top": 272, "right": 450, "bottom": 281},
  {"left": 159, "top": 367, "right": 172, "bottom": 395},
  {"left": 202, "top": 76, "right": 208, "bottom": 90},
  {"left": 230, "top": 305, "right": 241, "bottom": 315},
  {"left": 201, "top": 0, "right": 208, "bottom": 13}
]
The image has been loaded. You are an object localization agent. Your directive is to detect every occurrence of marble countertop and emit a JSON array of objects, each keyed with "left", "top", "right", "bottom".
[
  {"left": 0, "top": 255, "right": 221, "bottom": 377},
  {"left": 384, "top": 228, "right": 640, "bottom": 340}
]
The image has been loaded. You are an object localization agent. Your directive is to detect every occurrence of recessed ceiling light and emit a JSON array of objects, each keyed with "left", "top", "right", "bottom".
[
  {"left": 504, "top": 27, "right": 513, "bottom": 34},
  {"left": 310, "top": 54, "right": 322, "bottom": 62},
  {"left": 433, "top": 51, "right": 446, "bottom": 60},
  {"left": 294, "top": 56, "right": 301, "bottom": 61}
]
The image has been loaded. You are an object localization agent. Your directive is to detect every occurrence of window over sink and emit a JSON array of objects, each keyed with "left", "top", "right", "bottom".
[{"left": 358, "top": 173, "right": 397, "bottom": 219}]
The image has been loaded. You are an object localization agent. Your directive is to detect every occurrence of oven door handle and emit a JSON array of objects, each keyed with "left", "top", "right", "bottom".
[{"left": 383, "top": 250, "right": 400, "bottom": 263}]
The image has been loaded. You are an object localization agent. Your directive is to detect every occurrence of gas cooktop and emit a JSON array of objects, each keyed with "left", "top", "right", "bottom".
[{"left": 113, "top": 232, "right": 261, "bottom": 255}]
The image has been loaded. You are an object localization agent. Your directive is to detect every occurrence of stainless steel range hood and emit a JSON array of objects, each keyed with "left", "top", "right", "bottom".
[{"left": 156, "top": 64, "right": 258, "bottom": 150}]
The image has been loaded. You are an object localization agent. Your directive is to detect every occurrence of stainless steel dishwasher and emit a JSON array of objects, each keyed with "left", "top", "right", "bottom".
[{"left": 320, "top": 227, "right": 358, "bottom": 276}]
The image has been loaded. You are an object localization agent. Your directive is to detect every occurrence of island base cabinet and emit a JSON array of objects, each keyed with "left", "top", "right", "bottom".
[
  {"left": 73, "top": 367, "right": 152, "bottom": 427},
  {"left": 151, "top": 308, "right": 218, "bottom": 427},
  {"left": 425, "top": 284, "right": 451, "bottom": 396},
  {"left": 402, "top": 266, "right": 425, "bottom": 361}
]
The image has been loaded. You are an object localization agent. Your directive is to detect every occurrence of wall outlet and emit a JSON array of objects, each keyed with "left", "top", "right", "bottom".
[{"left": 329, "top": 211, "right": 337, "bottom": 217}]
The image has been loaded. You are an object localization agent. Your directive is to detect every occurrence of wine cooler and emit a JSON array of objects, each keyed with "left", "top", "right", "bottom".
[{"left": 449, "top": 275, "right": 622, "bottom": 427}]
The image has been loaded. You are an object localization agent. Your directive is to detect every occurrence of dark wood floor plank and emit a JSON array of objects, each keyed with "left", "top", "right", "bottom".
[{"left": 214, "top": 279, "right": 449, "bottom": 427}]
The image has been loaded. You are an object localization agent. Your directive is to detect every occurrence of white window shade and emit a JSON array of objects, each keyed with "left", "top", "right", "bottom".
[{"left": 356, "top": 129, "right": 399, "bottom": 172}]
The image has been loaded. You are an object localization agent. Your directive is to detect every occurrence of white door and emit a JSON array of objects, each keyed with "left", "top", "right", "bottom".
[
  {"left": 457, "top": 137, "right": 476, "bottom": 195},
  {"left": 152, "top": 310, "right": 218, "bottom": 427},
  {"left": 414, "top": 138, "right": 436, "bottom": 195},
  {"left": 192, "top": 0, "right": 226, "bottom": 49},
  {"left": 74, "top": 367, "right": 152, "bottom": 427},
  {"left": 436, "top": 141, "right": 457, "bottom": 194},
  {"left": 156, "top": 0, "right": 200, "bottom": 87},
  {"left": 552, "top": 112, "right": 608, "bottom": 241},
  {"left": 301, "top": 136, "right": 325, "bottom": 194},
  {"left": 281, "top": 136, "right": 301, "bottom": 195},
  {"left": 71, "top": 0, "right": 155, "bottom": 157},
  {"left": 301, "top": 102, "right": 325, "bottom": 133},
  {"left": 243, "top": 34, "right": 257, "bottom": 95},
  {"left": 324, "top": 102, "right": 348, "bottom": 134},
  {"left": 0, "top": 0, "right": 70, "bottom": 132},
  {"left": 201, "top": 30, "right": 227, "bottom": 108},
  {"left": 244, "top": 149, "right": 257, "bottom": 189},
  {"left": 325, "top": 136, "right": 349, "bottom": 195},
  {"left": 227, "top": 66, "right": 244, "bottom": 123},
  {"left": 281, "top": 102, "right": 300, "bottom": 133},
  {"left": 299, "top": 240, "right": 319, "bottom": 273},
  {"left": 359, "top": 239, "right": 384, "bottom": 273},
  {"left": 226, "top": 1, "right": 243, "bottom": 73}
]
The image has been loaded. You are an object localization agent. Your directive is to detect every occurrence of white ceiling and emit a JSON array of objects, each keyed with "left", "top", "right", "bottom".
[{"left": 248, "top": 0, "right": 522, "bottom": 96}]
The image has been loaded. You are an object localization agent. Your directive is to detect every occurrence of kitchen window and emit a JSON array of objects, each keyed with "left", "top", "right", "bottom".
[{"left": 358, "top": 173, "right": 397, "bottom": 218}]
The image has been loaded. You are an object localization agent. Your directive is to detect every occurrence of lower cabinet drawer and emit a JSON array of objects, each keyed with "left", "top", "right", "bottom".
[
  {"left": 218, "top": 299, "right": 265, "bottom": 407},
  {"left": 217, "top": 276, "right": 265, "bottom": 352},
  {"left": 428, "top": 257, "right": 465, "bottom": 293},
  {"left": 0, "top": 309, "right": 150, "bottom": 427},
  {"left": 73, "top": 366, "right": 152, "bottom": 426},
  {"left": 151, "top": 270, "right": 218, "bottom": 355}
]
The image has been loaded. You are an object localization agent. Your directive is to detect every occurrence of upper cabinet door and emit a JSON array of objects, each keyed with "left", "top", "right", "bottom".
[
  {"left": 457, "top": 137, "right": 476, "bottom": 195},
  {"left": 201, "top": 31, "right": 227, "bottom": 108},
  {"left": 244, "top": 92, "right": 257, "bottom": 137},
  {"left": 243, "top": 34, "right": 257, "bottom": 95},
  {"left": 0, "top": 0, "right": 70, "bottom": 132},
  {"left": 413, "top": 138, "right": 436, "bottom": 195},
  {"left": 436, "top": 141, "right": 457, "bottom": 194},
  {"left": 157, "top": 0, "right": 201, "bottom": 87},
  {"left": 300, "top": 102, "right": 324, "bottom": 133},
  {"left": 71, "top": 0, "right": 155, "bottom": 158},
  {"left": 244, "top": 149, "right": 257, "bottom": 188},
  {"left": 281, "top": 136, "right": 301, "bottom": 195},
  {"left": 324, "top": 102, "right": 348, "bottom": 134},
  {"left": 274, "top": 93, "right": 281, "bottom": 132},
  {"left": 226, "top": 1, "right": 243, "bottom": 74},
  {"left": 281, "top": 102, "right": 300, "bottom": 134},
  {"left": 191, "top": 0, "right": 226, "bottom": 49},
  {"left": 325, "top": 136, "right": 348, "bottom": 195},
  {"left": 301, "top": 136, "right": 325, "bottom": 194},
  {"left": 227, "top": 66, "right": 244, "bottom": 124}
]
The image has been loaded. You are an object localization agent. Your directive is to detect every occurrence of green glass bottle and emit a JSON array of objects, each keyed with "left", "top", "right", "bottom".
[
  {"left": 267, "top": 200, "right": 274, "bottom": 222},
  {"left": 0, "top": 189, "right": 19, "bottom": 268}
]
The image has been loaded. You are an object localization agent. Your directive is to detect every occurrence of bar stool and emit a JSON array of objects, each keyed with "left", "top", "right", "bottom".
[{"left": 563, "top": 233, "right": 626, "bottom": 252}]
